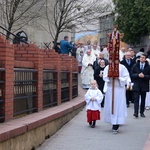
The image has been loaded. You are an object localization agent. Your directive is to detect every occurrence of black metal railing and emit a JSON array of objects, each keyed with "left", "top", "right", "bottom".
[
  {"left": 0, "top": 68, "right": 5, "bottom": 122},
  {"left": 61, "top": 71, "right": 70, "bottom": 102},
  {"left": 43, "top": 70, "right": 57, "bottom": 108},
  {"left": 14, "top": 68, "right": 37, "bottom": 117},
  {"left": 0, "top": 25, "right": 28, "bottom": 44},
  {"left": 72, "top": 72, "right": 78, "bottom": 98}
]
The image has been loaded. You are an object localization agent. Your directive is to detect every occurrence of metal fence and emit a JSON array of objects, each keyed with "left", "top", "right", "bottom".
[
  {"left": 43, "top": 70, "right": 57, "bottom": 108},
  {"left": 14, "top": 68, "right": 37, "bottom": 117},
  {"left": 72, "top": 72, "right": 78, "bottom": 98},
  {"left": 61, "top": 71, "right": 70, "bottom": 103},
  {"left": 0, "top": 68, "right": 5, "bottom": 122}
]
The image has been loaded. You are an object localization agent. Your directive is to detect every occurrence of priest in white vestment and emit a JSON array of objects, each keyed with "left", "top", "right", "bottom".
[
  {"left": 119, "top": 47, "right": 126, "bottom": 61},
  {"left": 91, "top": 45, "right": 100, "bottom": 58},
  {"left": 81, "top": 49, "right": 96, "bottom": 89},
  {"left": 103, "top": 64, "right": 130, "bottom": 133}
]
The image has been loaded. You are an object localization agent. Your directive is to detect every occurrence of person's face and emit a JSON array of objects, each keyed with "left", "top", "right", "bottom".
[
  {"left": 128, "top": 48, "right": 132, "bottom": 51},
  {"left": 100, "top": 60, "right": 105, "bottom": 66},
  {"left": 140, "top": 55, "right": 146, "bottom": 63},
  {"left": 121, "top": 48, "right": 126, "bottom": 52},
  {"left": 87, "top": 50, "right": 91, "bottom": 56},
  {"left": 80, "top": 52, "right": 83, "bottom": 56},
  {"left": 114, "top": 27, "right": 117, "bottom": 32},
  {"left": 93, "top": 46, "right": 97, "bottom": 50},
  {"left": 99, "top": 53, "right": 104, "bottom": 58},
  {"left": 130, "top": 51, "right": 135, "bottom": 57},
  {"left": 125, "top": 53, "right": 131, "bottom": 60},
  {"left": 90, "top": 81, "right": 97, "bottom": 89}
]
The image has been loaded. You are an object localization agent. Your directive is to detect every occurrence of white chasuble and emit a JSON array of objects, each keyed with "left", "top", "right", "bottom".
[{"left": 81, "top": 54, "right": 96, "bottom": 88}]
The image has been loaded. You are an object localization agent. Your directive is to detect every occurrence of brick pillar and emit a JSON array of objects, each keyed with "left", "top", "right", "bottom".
[
  {"left": 32, "top": 49, "right": 43, "bottom": 111},
  {"left": 0, "top": 36, "right": 14, "bottom": 121}
]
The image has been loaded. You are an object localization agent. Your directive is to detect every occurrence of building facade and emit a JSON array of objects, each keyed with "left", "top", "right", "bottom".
[{"left": 99, "top": 13, "right": 114, "bottom": 46}]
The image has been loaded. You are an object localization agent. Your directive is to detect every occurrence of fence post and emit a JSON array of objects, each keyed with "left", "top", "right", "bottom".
[
  {"left": 0, "top": 37, "right": 14, "bottom": 121},
  {"left": 69, "top": 58, "right": 73, "bottom": 100},
  {"left": 34, "top": 49, "right": 43, "bottom": 111},
  {"left": 56, "top": 59, "right": 61, "bottom": 105}
]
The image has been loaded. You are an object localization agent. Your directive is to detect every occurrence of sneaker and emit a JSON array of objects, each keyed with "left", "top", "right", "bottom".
[
  {"left": 145, "top": 107, "right": 150, "bottom": 110},
  {"left": 112, "top": 129, "right": 119, "bottom": 134}
]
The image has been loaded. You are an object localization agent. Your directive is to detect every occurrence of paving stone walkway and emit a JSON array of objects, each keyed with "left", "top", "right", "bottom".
[{"left": 37, "top": 103, "right": 150, "bottom": 150}]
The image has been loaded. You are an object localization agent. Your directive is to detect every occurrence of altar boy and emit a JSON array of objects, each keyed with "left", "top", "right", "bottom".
[{"left": 84, "top": 80, "right": 103, "bottom": 128}]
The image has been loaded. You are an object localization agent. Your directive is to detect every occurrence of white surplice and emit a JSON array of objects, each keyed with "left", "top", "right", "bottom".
[
  {"left": 91, "top": 49, "right": 100, "bottom": 58},
  {"left": 103, "top": 64, "right": 129, "bottom": 125},
  {"left": 81, "top": 53, "right": 96, "bottom": 88},
  {"left": 84, "top": 87, "right": 103, "bottom": 111},
  {"left": 145, "top": 92, "right": 150, "bottom": 107}
]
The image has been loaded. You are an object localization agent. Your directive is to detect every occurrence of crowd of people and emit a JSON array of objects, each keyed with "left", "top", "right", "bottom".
[
  {"left": 77, "top": 41, "right": 150, "bottom": 134},
  {"left": 56, "top": 35, "right": 150, "bottom": 134}
]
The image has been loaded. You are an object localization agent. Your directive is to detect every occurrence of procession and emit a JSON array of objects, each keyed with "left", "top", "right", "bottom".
[
  {"left": 53, "top": 24, "right": 150, "bottom": 135},
  {"left": 73, "top": 27, "right": 150, "bottom": 134},
  {"left": 0, "top": 0, "right": 150, "bottom": 150}
]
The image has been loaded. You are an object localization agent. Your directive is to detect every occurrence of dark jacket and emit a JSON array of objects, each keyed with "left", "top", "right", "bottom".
[
  {"left": 131, "top": 61, "right": 150, "bottom": 92},
  {"left": 120, "top": 58, "right": 135, "bottom": 76},
  {"left": 94, "top": 66, "right": 105, "bottom": 93}
]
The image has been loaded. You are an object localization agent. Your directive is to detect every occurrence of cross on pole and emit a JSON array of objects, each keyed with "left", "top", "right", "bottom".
[{"left": 107, "top": 26, "right": 123, "bottom": 114}]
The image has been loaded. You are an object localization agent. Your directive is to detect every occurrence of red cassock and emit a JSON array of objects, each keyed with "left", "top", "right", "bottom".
[{"left": 87, "top": 110, "right": 100, "bottom": 122}]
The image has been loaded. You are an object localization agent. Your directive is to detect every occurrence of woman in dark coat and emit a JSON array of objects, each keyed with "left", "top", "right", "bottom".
[{"left": 94, "top": 59, "right": 106, "bottom": 107}]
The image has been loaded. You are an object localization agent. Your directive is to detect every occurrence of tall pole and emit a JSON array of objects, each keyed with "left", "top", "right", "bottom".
[{"left": 107, "top": 26, "right": 120, "bottom": 114}]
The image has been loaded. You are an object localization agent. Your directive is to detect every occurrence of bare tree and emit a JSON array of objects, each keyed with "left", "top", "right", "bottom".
[
  {"left": 0, "top": 0, "right": 46, "bottom": 39},
  {"left": 39, "top": 0, "right": 112, "bottom": 43}
]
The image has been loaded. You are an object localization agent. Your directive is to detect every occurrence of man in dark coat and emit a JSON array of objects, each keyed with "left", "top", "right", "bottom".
[
  {"left": 131, "top": 54, "right": 150, "bottom": 118},
  {"left": 120, "top": 51, "right": 135, "bottom": 107}
]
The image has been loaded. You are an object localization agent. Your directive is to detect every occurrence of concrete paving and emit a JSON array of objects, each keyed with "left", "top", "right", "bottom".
[{"left": 37, "top": 103, "right": 150, "bottom": 150}]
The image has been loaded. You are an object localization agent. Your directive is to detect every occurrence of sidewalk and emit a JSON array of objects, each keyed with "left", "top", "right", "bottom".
[{"left": 37, "top": 103, "right": 150, "bottom": 150}]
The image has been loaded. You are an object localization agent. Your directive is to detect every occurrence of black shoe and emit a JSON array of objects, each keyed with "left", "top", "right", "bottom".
[
  {"left": 91, "top": 125, "right": 95, "bottom": 128},
  {"left": 127, "top": 104, "right": 129, "bottom": 108},
  {"left": 92, "top": 121, "right": 96, "bottom": 126},
  {"left": 112, "top": 129, "right": 119, "bottom": 134},
  {"left": 140, "top": 113, "right": 145, "bottom": 118},
  {"left": 89, "top": 122, "right": 92, "bottom": 126},
  {"left": 133, "top": 113, "right": 138, "bottom": 118}
]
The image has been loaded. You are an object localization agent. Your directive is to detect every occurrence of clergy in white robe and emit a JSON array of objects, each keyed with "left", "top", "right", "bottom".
[
  {"left": 91, "top": 45, "right": 100, "bottom": 58},
  {"left": 145, "top": 92, "right": 150, "bottom": 110},
  {"left": 81, "top": 49, "right": 96, "bottom": 89},
  {"left": 84, "top": 80, "right": 103, "bottom": 128},
  {"left": 103, "top": 64, "right": 130, "bottom": 132},
  {"left": 76, "top": 44, "right": 84, "bottom": 60},
  {"left": 119, "top": 47, "right": 126, "bottom": 61}
]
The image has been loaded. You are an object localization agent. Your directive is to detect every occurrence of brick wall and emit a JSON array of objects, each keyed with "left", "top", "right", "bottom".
[{"left": 0, "top": 35, "right": 78, "bottom": 122}]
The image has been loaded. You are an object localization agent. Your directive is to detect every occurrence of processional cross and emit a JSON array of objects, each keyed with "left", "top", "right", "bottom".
[{"left": 107, "top": 26, "right": 123, "bottom": 114}]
